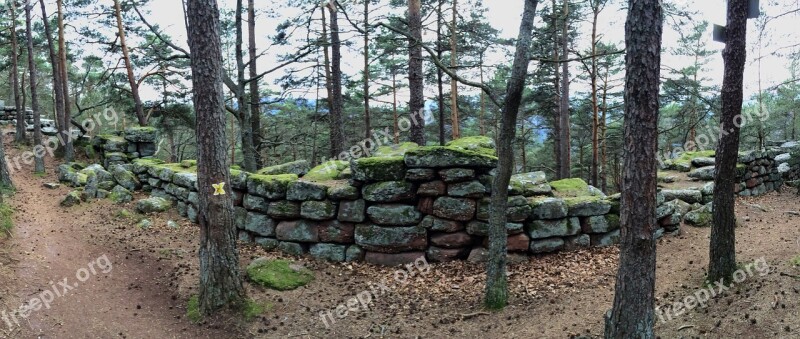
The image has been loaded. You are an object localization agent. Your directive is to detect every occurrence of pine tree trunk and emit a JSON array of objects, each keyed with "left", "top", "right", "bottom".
[
  {"left": 363, "top": 0, "right": 371, "bottom": 140},
  {"left": 248, "top": 0, "right": 262, "bottom": 168},
  {"left": 40, "top": 0, "right": 65, "bottom": 148},
  {"left": 113, "top": 0, "right": 146, "bottom": 126},
  {"left": 437, "top": 0, "right": 446, "bottom": 145},
  {"left": 327, "top": 2, "right": 345, "bottom": 156},
  {"left": 10, "top": 1, "right": 26, "bottom": 143},
  {"left": 590, "top": 2, "right": 600, "bottom": 187},
  {"left": 185, "top": 0, "right": 247, "bottom": 314},
  {"left": 407, "top": 0, "right": 426, "bottom": 145},
  {"left": 558, "top": 0, "right": 571, "bottom": 179},
  {"left": 449, "top": 0, "right": 459, "bottom": 140},
  {"left": 604, "top": 0, "right": 662, "bottom": 337},
  {"left": 25, "top": 3, "right": 45, "bottom": 174},
  {"left": 551, "top": 0, "right": 562, "bottom": 179},
  {"left": 235, "top": 0, "right": 256, "bottom": 172},
  {"left": 57, "top": 0, "right": 73, "bottom": 161},
  {"left": 485, "top": 0, "right": 538, "bottom": 310},
  {"left": 709, "top": 0, "right": 748, "bottom": 285}
]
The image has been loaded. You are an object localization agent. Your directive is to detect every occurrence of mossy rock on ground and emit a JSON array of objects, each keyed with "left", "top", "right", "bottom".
[
  {"left": 373, "top": 142, "right": 419, "bottom": 157},
  {"left": 351, "top": 156, "right": 406, "bottom": 182},
  {"left": 303, "top": 161, "right": 349, "bottom": 181},
  {"left": 550, "top": 178, "right": 600, "bottom": 198},
  {"left": 246, "top": 258, "right": 314, "bottom": 291},
  {"left": 664, "top": 150, "right": 716, "bottom": 172},
  {"left": 404, "top": 146, "right": 497, "bottom": 168},
  {"left": 258, "top": 160, "right": 311, "bottom": 176},
  {"left": 445, "top": 136, "right": 496, "bottom": 157}
]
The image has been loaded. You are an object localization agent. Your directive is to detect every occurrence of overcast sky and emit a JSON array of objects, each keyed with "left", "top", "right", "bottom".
[{"left": 133, "top": 0, "right": 799, "bottom": 104}]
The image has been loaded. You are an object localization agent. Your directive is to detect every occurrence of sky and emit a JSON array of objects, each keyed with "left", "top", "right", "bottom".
[{"left": 130, "top": 0, "right": 800, "bottom": 105}]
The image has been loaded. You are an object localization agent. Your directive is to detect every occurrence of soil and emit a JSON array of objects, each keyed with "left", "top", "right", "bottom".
[{"left": 0, "top": 132, "right": 798, "bottom": 339}]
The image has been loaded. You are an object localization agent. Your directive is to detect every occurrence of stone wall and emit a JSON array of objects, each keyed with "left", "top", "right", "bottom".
[
  {"left": 667, "top": 149, "right": 785, "bottom": 197},
  {"left": 0, "top": 106, "right": 33, "bottom": 125},
  {"left": 91, "top": 127, "right": 160, "bottom": 169}
]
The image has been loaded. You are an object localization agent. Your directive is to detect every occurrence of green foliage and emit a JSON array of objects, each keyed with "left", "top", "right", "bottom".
[
  {"left": 186, "top": 295, "right": 202, "bottom": 323},
  {"left": 550, "top": 178, "right": 590, "bottom": 197},
  {"left": 0, "top": 203, "right": 13, "bottom": 237},
  {"left": 246, "top": 259, "right": 314, "bottom": 291}
]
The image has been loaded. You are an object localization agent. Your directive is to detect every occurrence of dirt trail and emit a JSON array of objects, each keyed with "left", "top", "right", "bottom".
[{"left": 0, "top": 135, "right": 231, "bottom": 339}]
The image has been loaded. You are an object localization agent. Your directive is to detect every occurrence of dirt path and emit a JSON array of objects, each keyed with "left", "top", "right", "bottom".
[{"left": 0, "top": 136, "right": 233, "bottom": 339}]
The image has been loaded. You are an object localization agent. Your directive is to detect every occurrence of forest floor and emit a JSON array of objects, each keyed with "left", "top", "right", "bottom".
[{"left": 0, "top": 132, "right": 799, "bottom": 338}]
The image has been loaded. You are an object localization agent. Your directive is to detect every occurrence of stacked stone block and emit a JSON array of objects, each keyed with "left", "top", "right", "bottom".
[
  {"left": 93, "top": 127, "right": 159, "bottom": 169},
  {"left": 0, "top": 106, "right": 33, "bottom": 125}
]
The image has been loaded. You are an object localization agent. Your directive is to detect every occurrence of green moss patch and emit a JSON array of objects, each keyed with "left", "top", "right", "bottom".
[
  {"left": 187, "top": 295, "right": 202, "bottom": 323},
  {"left": 666, "top": 150, "right": 716, "bottom": 170},
  {"left": 0, "top": 203, "right": 13, "bottom": 237},
  {"left": 550, "top": 178, "right": 591, "bottom": 198},
  {"left": 303, "top": 161, "right": 348, "bottom": 181},
  {"left": 373, "top": 142, "right": 419, "bottom": 157},
  {"left": 445, "top": 136, "right": 496, "bottom": 157},
  {"left": 246, "top": 258, "right": 314, "bottom": 291},
  {"left": 352, "top": 156, "right": 406, "bottom": 181}
]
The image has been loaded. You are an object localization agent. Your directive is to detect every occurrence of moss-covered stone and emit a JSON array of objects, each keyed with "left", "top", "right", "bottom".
[
  {"left": 303, "top": 161, "right": 348, "bottom": 181},
  {"left": 287, "top": 180, "right": 328, "bottom": 201},
  {"left": 509, "top": 171, "right": 552, "bottom": 196},
  {"left": 362, "top": 181, "right": 414, "bottom": 202},
  {"left": 445, "top": 136, "right": 496, "bottom": 157},
  {"left": 246, "top": 258, "right": 314, "bottom": 291},
  {"left": 327, "top": 184, "right": 359, "bottom": 200},
  {"left": 109, "top": 185, "right": 133, "bottom": 204},
  {"left": 404, "top": 146, "right": 497, "bottom": 168},
  {"left": 246, "top": 174, "right": 298, "bottom": 199},
  {"left": 563, "top": 196, "right": 612, "bottom": 217},
  {"left": 550, "top": 178, "right": 593, "bottom": 198},
  {"left": 300, "top": 200, "right": 337, "bottom": 220},
  {"left": 373, "top": 142, "right": 419, "bottom": 157},
  {"left": 351, "top": 156, "right": 406, "bottom": 182},
  {"left": 528, "top": 196, "right": 568, "bottom": 219},
  {"left": 354, "top": 224, "right": 427, "bottom": 253},
  {"left": 525, "top": 217, "right": 580, "bottom": 239},
  {"left": 267, "top": 201, "right": 300, "bottom": 220},
  {"left": 135, "top": 197, "right": 173, "bottom": 214},
  {"left": 60, "top": 191, "right": 82, "bottom": 207},
  {"left": 664, "top": 150, "right": 715, "bottom": 171},
  {"left": 180, "top": 160, "right": 197, "bottom": 168},
  {"left": 124, "top": 126, "right": 159, "bottom": 143},
  {"left": 258, "top": 160, "right": 311, "bottom": 176},
  {"left": 366, "top": 204, "right": 422, "bottom": 226}
]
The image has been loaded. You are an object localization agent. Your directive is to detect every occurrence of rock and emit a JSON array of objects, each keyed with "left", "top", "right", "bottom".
[
  {"left": 438, "top": 168, "right": 475, "bottom": 183},
  {"left": 244, "top": 212, "right": 276, "bottom": 237},
  {"left": 667, "top": 199, "right": 693, "bottom": 216},
  {"left": 254, "top": 237, "right": 278, "bottom": 250},
  {"left": 404, "top": 146, "right": 497, "bottom": 168},
  {"left": 276, "top": 220, "right": 319, "bottom": 242},
  {"left": 779, "top": 162, "right": 791, "bottom": 173},
  {"left": 432, "top": 197, "right": 476, "bottom": 221},
  {"left": 239, "top": 231, "right": 253, "bottom": 243},
  {"left": 302, "top": 161, "right": 348, "bottom": 181},
  {"left": 355, "top": 224, "right": 427, "bottom": 253},
  {"left": 429, "top": 232, "right": 473, "bottom": 249},
  {"left": 417, "top": 181, "right": 447, "bottom": 196},
  {"left": 243, "top": 194, "right": 270, "bottom": 213},
  {"left": 337, "top": 199, "right": 366, "bottom": 223},
  {"left": 230, "top": 169, "right": 249, "bottom": 190},
  {"left": 300, "top": 200, "right": 337, "bottom": 220},
  {"left": 60, "top": 191, "right": 82, "bottom": 207},
  {"left": 257, "top": 160, "right": 311, "bottom": 176},
  {"left": 246, "top": 174, "right": 297, "bottom": 199},
  {"left": 318, "top": 220, "right": 355, "bottom": 243},
  {"left": 246, "top": 258, "right": 314, "bottom": 290},
  {"left": 688, "top": 166, "right": 715, "bottom": 181},
  {"left": 351, "top": 157, "right": 407, "bottom": 182},
  {"left": 661, "top": 189, "right": 703, "bottom": 204},
  {"left": 373, "top": 142, "right": 420, "bottom": 157},
  {"left": 309, "top": 243, "right": 347, "bottom": 262},
  {"left": 84, "top": 172, "right": 98, "bottom": 199},
  {"left": 164, "top": 183, "right": 189, "bottom": 200},
  {"left": 364, "top": 251, "right": 426, "bottom": 266},
  {"left": 528, "top": 197, "right": 568, "bottom": 219},
  {"left": 267, "top": 200, "right": 300, "bottom": 219},
  {"left": 563, "top": 196, "right": 612, "bottom": 217},
  {"left": 109, "top": 185, "right": 133, "bottom": 204},
  {"left": 136, "top": 197, "right": 173, "bottom": 214},
  {"left": 526, "top": 218, "right": 580, "bottom": 239},
  {"left": 187, "top": 204, "right": 198, "bottom": 223},
  {"left": 656, "top": 203, "right": 675, "bottom": 220},
  {"left": 564, "top": 234, "right": 591, "bottom": 250},
  {"left": 691, "top": 157, "right": 716, "bottom": 167},
  {"left": 111, "top": 165, "right": 140, "bottom": 191},
  {"left": 684, "top": 205, "right": 712, "bottom": 227},
  {"left": 286, "top": 181, "right": 327, "bottom": 201},
  {"left": 700, "top": 182, "right": 715, "bottom": 197},
  {"left": 136, "top": 219, "right": 152, "bottom": 229},
  {"left": 277, "top": 242, "right": 306, "bottom": 256},
  {"left": 96, "top": 189, "right": 110, "bottom": 199},
  {"left": 234, "top": 207, "right": 247, "bottom": 228},
  {"left": 509, "top": 171, "right": 552, "bottom": 196},
  {"left": 551, "top": 178, "right": 599, "bottom": 198},
  {"left": 419, "top": 216, "right": 464, "bottom": 232},
  {"left": 405, "top": 168, "right": 436, "bottom": 182},
  {"left": 80, "top": 164, "right": 113, "bottom": 182},
  {"left": 580, "top": 215, "right": 614, "bottom": 233},
  {"left": 43, "top": 183, "right": 60, "bottom": 189},
  {"left": 345, "top": 245, "right": 365, "bottom": 262},
  {"left": 362, "top": 181, "right": 415, "bottom": 202},
  {"left": 167, "top": 220, "right": 180, "bottom": 229},
  {"left": 172, "top": 172, "right": 197, "bottom": 189},
  {"left": 327, "top": 185, "right": 359, "bottom": 200},
  {"left": 124, "top": 126, "right": 158, "bottom": 143},
  {"left": 591, "top": 230, "right": 620, "bottom": 247},
  {"left": 465, "top": 220, "right": 523, "bottom": 236},
  {"left": 505, "top": 233, "right": 531, "bottom": 252},
  {"left": 529, "top": 238, "right": 565, "bottom": 253},
  {"left": 366, "top": 204, "right": 422, "bottom": 226},
  {"left": 426, "top": 247, "right": 471, "bottom": 263},
  {"left": 445, "top": 136, "right": 496, "bottom": 156},
  {"left": 447, "top": 180, "right": 486, "bottom": 198},
  {"left": 775, "top": 153, "right": 791, "bottom": 162}
]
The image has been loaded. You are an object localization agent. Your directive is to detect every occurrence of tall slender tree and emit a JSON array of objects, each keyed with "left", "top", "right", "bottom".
[
  {"left": 40, "top": 0, "right": 65, "bottom": 148},
  {"left": 709, "top": 0, "right": 749, "bottom": 285},
  {"left": 449, "top": 0, "right": 460, "bottom": 140},
  {"left": 327, "top": 1, "right": 345, "bottom": 156},
  {"left": 113, "top": 0, "right": 147, "bottom": 126},
  {"left": 604, "top": 0, "right": 663, "bottom": 337},
  {"left": 186, "top": 0, "right": 247, "bottom": 314},
  {"left": 25, "top": 1, "right": 45, "bottom": 173},
  {"left": 407, "top": 0, "right": 426, "bottom": 145},
  {"left": 248, "top": 0, "right": 262, "bottom": 168},
  {"left": 485, "top": 0, "right": 538, "bottom": 310},
  {"left": 57, "top": 0, "right": 74, "bottom": 161},
  {"left": 10, "top": 0, "right": 26, "bottom": 143}
]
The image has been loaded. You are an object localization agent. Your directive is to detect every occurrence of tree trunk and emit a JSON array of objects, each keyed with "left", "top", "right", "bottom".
[
  {"left": 709, "top": 0, "right": 748, "bottom": 285},
  {"left": 235, "top": 0, "right": 257, "bottom": 172},
  {"left": 25, "top": 3, "right": 45, "bottom": 173},
  {"left": 600, "top": 65, "right": 609, "bottom": 193},
  {"left": 114, "top": 0, "right": 146, "bottom": 126},
  {"left": 185, "top": 0, "right": 247, "bottom": 315},
  {"left": 248, "top": 0, "right": 263, "bottom": 168},
  {"left": 393, "top": 70, "right": 400, "bottom": 144},
  {"left": 327, "top": 2, "right": 346, "bottom": 156},
  {"left": 479, "top": 50, "right": 486, "bottom": 136},
  {"left": 40, "top": 0, "right": 65, "bottom": 148},
  {"left": 449, "top": 0, "right": 459, "bottom": 140},
  {"left": 408, "top": 0, "right": 426, "bottom": 145},
  {"left": 604, "top": 0, "right": 662, "bottom": 337},
  {"left": 57, "top": 0, "right": 73, "bottom": 161},
  {"left": 437, "top": 0, "right": 446, "bottom": 145},
  {"left": 363, "top": 0, "right": 371, "bottom": 139},
  {"left": 551, "top": 0, "right": 562, "bottom": 179},
  {"left": 10, "top": 1, "right": 26, "bottom": 143},
  {"left": 590, "top": 1, "right": 600, "bottom": 187},
  {"left": 485, "top": 0, "right": 538, "bottom": 310},
  {"left": 558, "top": 0, "right": 571, "bottom": 179}
]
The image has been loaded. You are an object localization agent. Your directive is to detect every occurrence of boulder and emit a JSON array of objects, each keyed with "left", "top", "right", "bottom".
[
  {"left": 327, "top": 184, "right": 359, "bottom": 200},
  {"left": 124, "top": 126, "right": 158, "bottom": 143},
  {"left": 591, "top": 230, "right": 620, "bottom": 247},
  {"left": 438, "top": 168, "right": 476, "bottom": 183},
  {"left": 246, "top": 174, "right": 297, "bottom": 199},
  {"left": 243, "top": 194, "right": 270, "bottom": 213},
  {"left": 366, "top": 204, "right": 422, "bottom": 226},
  {"left": 244, "top": 212, "right": 276, "bottom": 237},
  {"left": 303, "top": 161, "right": 348, "bottom": 181},
  {"left": 276, "top": 220, "right": 319, "bottom": 242},
  {"left": 109, "top": 185, "right": 133, "bottom": 204},
  {"left": 563, "top": 196, "right": 612, "bottom": 217},
  {"left": 300, "top": 200, "right": 337, "bottom": 220},
  {"left": 172, "top": 172, "right": 197, "bottom": 189},
  {"left": 529, "top": 238, "right": 565, "bottom": 253},
  {"left": 691, "top": 157, "right": 716, "bottom": 167},
  {"left": 684, "top": 204, "right": 713, "bottom": 227},
  {"left": 309, "top": 243, "right": 347, "bottom": 262},
  {"left": 465, "top": 220, "right": 523, "bottom": 236},
  {"left": 528, "top": 197, "right": 568, "bottom": 220},
  {"left": 111, "top": 165, "right": 140, "bottom": 191},
  {"left": 426, "top": 247, "right": 471, "bottom": 263},
  {"left": 287, "top": 181, "right": 328, "bottom": 201},
  {"left": 429, "top": 231, "right": 473, "bottom": 249},
  {"left": 526, "top": 218, "right": 580, "bottom": 239},
  {"left": 406, "top": 168, "right": 436, "bottom": 182},
  {"left": 135, "top": 197, "right": 172, "bottom": 214},
  {"left": 509, "top": 171, "right": 552, "bottom": 196},
  {"left": 432, "top": 197, "right": 476, "bottom": 221},
  {"left": 337, "top": 199, "right": 366, "bottom": 223},
  {"left": 60, "top": 191, "right": 82, "bottom": 207},
  {"left": 362, "top": 181, "right": 415, "bottom": 202},
  {"left": 688, "top": 166, "right": 715, "bottom": 181},
  {"left": 257, "top": 160, "right": 311, "bottom": 176},
  {"left": 661, "top": 189, "right": 703, "bottom": 204},
  {"left": 345, "top": 245, "right": 365, "bottom": 262},
  {"left": 355, "top": 224, "right": 427, "bottom": 253},
  {"left": 447, "top": 180, "right": 486, "bottom": 198},
  {"left": 404, "top": 146, "right": 497, "bottom": 168},
  {"left": 417, "top": 181, "right": 447, "bottom": 196},
  {"left": 419, "top": 216, "right": 464, "bottom": 232},
  {"left": 351, "top": 157, "right": 407, "bottom": 182},
  {"left": 317, "top": 220, "right": 355, "bottom": 243}
]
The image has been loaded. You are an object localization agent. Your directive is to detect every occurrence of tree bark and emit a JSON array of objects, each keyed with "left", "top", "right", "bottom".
[
  {"left": 604, "top": 0, "right": 662, "bottom": 337},
  {"left": 25, "top": 2, "right": 45, "bottom": 173},
  {"left": 551, "top": 0, "right": 562, "bottom": 179},
  {"left": 363, "top": 0, "right": 371, "bottom": 139},
  {"left": 248, "top": 0, "right": 262, "bottom": 168},
  {"left": 408, "top": 0, "right": 426, "bottom": 145},
  {"left": 709, "top": 0, "right": 748, "bottom": 285},
  {"left": 590, "top": 0, "right": 600, "bottom": 187},
  {"left": 327, "top": 2, "right": 346, "bottom": 156},
  {"left": 10, "top": 1, "right": 26, "bottom": 143},
  {"left": 57, "top": 0, "right": 73, "bottom": 161},
  {"left": 449, "top": 0, "right": 459, "bottom": 140},
  {"left": 40, "top": 0, "right": 65, "bottom": 148},
  {"left": 113, "top": 0, "right": 146, "bottom": 126},
  {"left": 485, "top": 0, "right": 538, "bottom": 310},
  {"left": 558, "top": 0, "right": 571, "bottom": 179},
  {"left": 185, "top": 0, "right": 247, "bottom": 315},
  {"left": 437, "top": 0, "right": 446, "bottom": 145},
  {"left": 235, "top": 0, "right": 257, "bottom": 172}
]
